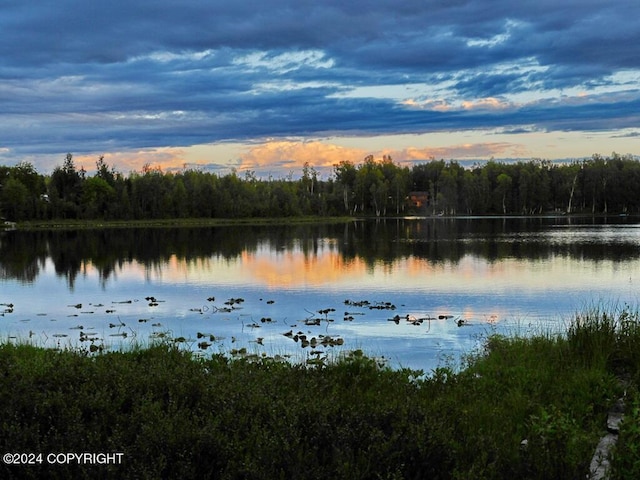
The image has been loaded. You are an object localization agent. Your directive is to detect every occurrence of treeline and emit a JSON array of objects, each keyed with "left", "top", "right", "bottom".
[{"left": 1, "top": 152, "right": 639, "bottom": 221}]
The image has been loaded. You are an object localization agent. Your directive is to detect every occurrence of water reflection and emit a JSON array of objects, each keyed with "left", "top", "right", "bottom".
[
  {"left": 1, "top": 216, "right": 639, "bottom": 372},
  {"left": 2, "top": 216, "right": 639, "bottom": 287}
]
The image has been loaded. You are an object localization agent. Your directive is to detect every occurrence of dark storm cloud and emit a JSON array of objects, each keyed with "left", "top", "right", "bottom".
[{"left": 0, "top": 0, "right": 639, "bottom": 162}]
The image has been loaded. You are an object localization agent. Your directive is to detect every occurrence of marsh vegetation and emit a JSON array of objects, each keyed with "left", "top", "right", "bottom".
[{"left": 1, "top": 304, "right": 640, "bottom": 479}]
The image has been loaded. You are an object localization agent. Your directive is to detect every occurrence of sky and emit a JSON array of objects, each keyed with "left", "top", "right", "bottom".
[{"left": 1, "top": 0, "right": 639, "bottom": 177}]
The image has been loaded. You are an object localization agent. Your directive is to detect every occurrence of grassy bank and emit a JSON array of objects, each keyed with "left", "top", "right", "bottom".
[
  {"left": 12, "top": 216, "right": 355, "bottom": 230},
  {"left": 1, "top": 306, "right": 640, "bottom": 479}
]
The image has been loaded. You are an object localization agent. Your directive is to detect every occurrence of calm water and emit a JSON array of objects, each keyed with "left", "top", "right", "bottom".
[{"left": 1, "top": 216, "right": 639, "bottom": 372}]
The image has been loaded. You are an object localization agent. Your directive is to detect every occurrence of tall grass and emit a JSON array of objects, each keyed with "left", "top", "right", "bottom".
[
  {"left": 565, "top": 304, "right": 640, "bottom": 480},
  {"left": 567, "top": 302, "right": 640, "bottom": 380},
  {"left": 1, "top": 304, "right": 640, "bottom": 479}
]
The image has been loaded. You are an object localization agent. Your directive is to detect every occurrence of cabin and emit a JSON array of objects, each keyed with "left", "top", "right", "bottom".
[{"left": 407, "top": 191, "right": 429, "bottom": 209}]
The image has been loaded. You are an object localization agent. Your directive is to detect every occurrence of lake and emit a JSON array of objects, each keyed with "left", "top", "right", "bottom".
[{"left": 1, "top": 216, "right": 639, "bottom": 373}]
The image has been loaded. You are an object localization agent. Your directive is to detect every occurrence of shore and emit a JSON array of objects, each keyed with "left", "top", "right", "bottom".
[{"left": 1, "top": 304, "right": 638, "bottom": 479}]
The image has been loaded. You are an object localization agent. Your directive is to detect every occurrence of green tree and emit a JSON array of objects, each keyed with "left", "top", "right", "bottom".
[
  {"left": 377, "top": 155, "right": 409, "bottom": 215},
  {"left": 354, "top": 156, "right": 386, "bottom": 215},
  {"left": 82, "top": 176, "right": 115, "bottom": 219},
  {"left": 0, "top": 177, "right": 29, "bottom": 221},
  {"left": 437, "top": 169, "right": 458, "bottom": 215},
  {"left": 517, "top": 161, "right": 550, "bottom": 214},
  {"left": 334, "top": 160, "right": 357, "bottom": 213},
  {"left": 369, "top": 178, "right": 388, "bottom": 216},
  {"left": 49, "top": 154, "right": 84, "bottom": 218},
  {"left": 495, "top": 173, "right": 513, "bottom": 214},
  {"left": 117, "top": 181, "right": 132, "bottom": 220},
  {"left": 95, "top": 156, "right": 116, "bottom": 186},
  {"left": 390, "top": 166, "right": 410, "bottom": 215},
  {"left": 0, "top": 162, "right": 47, "bottom": 220},
  {"left": 618, "top": 155, "right": 640, "bottom": 213},
  {"left": 548, "top": 162, "right": 578, "bottom": 213},
  {"left": 460, "top": 167, "right": 490, "bottom": 214},
  {"left": 171, "top": 178, "right": 188, "bottom": 218}
]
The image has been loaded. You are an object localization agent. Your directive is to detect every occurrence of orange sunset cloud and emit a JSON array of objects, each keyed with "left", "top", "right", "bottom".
[
  {"left": 394, "top": 142, "right": 528, "bottom": 161},
  {"left": 237, "top": 139, "right": 527, "bottom": 174},
  {"left": 461, "top": 97, "right": 513, "bottom": 110},
  {"left": 67, "top": 138, "right": 527, "bottom": 178},
  {"left": 238, "top": 141, "right": 368, "bottom": 173},
  {"left": 74, "top": 148, "right": 188, "bottom": 174}
]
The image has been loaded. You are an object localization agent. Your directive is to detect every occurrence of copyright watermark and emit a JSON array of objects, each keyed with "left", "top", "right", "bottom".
[{"left": 3, "top": 452, "right": 123, "bottom": 465}]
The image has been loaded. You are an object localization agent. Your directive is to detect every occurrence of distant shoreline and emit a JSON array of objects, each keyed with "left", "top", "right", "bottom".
[
  {"left": 8, "top": 216, "right": 355, "bottom": 230},
  {"left": 5, "top": 213, "right": 638, "bottom": 230}
]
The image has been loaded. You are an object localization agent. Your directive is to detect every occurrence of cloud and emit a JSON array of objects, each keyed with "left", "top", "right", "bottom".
[
  {"left": 50, "top": 148, "right": 189, "bottom": 176},
  {"left": 461, "top": 98, "right": 513, "bottom": 111},
  {"left": 0, "top": 0, "right": 639, "bottom": 172},
  {"left": 388, "top": 142, "right": 528, "bottom": 162},
  {"left": 235, "top": 139, "right": 529, "bottom": 177},
  {"left": 238, "top": 141, "right": 368, "bottom": 175}
]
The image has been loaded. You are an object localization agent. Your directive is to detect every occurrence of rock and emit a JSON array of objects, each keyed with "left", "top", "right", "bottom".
[
  {"left": 588, "top": 396, "right": 625, "bottom": 479},
  {"left": 607, "top": 398, "right": 625, "bottom": 434},
  {"left": 588, "top": 433, "right": 617, "bottom": 480},
  {"left": 607, "top": 411, "right": 624, "bottom": 434}
]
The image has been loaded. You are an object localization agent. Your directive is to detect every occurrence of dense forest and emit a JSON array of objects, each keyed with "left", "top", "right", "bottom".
[{"left": 0, "top": 152, "right": 639, "bottom": 221}]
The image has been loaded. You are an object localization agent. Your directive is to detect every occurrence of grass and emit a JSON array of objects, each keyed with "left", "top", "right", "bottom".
[
  {"left": 14, "top": 216, "right": 355, "bottom": 230},
  {"left": 1, "top": 305, "right": 640, "bottom": 479}
]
